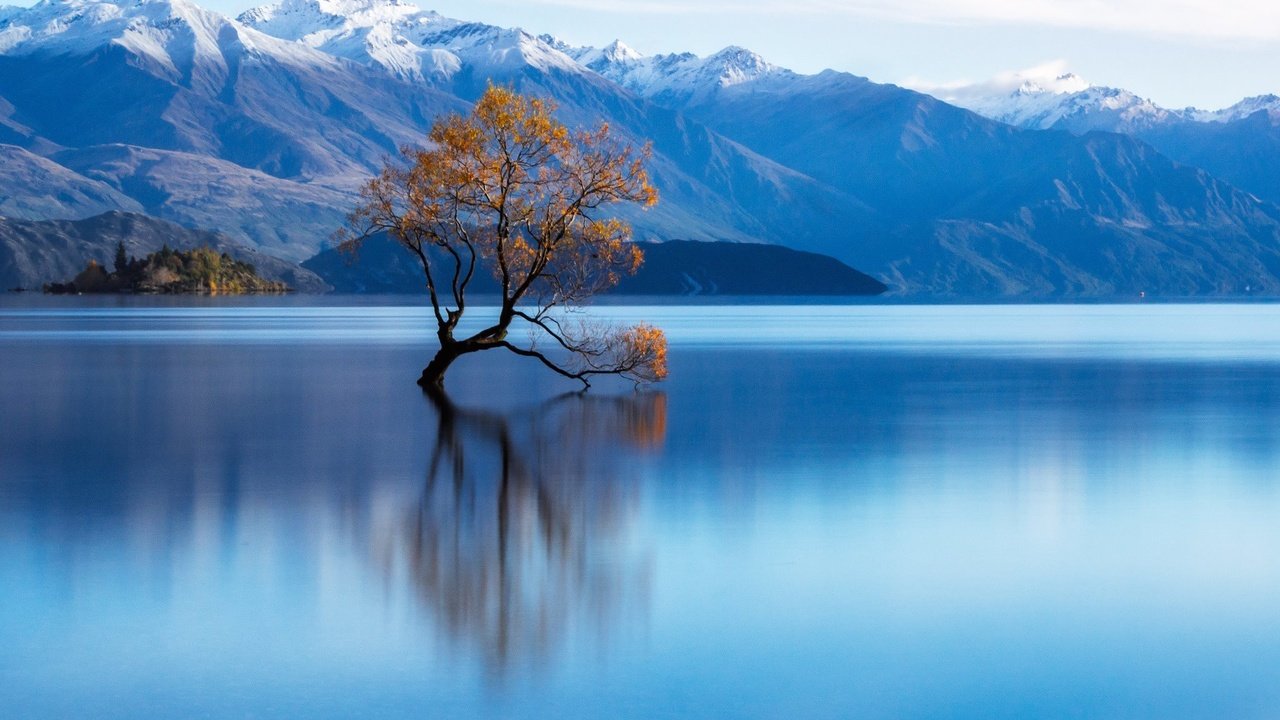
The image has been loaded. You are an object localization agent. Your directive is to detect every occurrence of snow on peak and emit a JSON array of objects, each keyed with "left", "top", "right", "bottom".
[
  {"left": 0, "top": 0, "right": 332, "bottom": 80},
  {"left": 908, "top": 59, "right": 1280, "bottom": 133},
  {"left": 1013, "top": 72, "right": 1090, "bottom": 97},
  {"left": 298, "top": 0, "right": 416, "bottom": 15},
  {"left": 601, "top": 39, "right": 642, "bottom": 63},
  {"left": 568, "top": 38, "right": 644, "bottom": 73},
  {"left": 535, "top": 32, "right": 571, "bottom": 53},
  {"left": 909, "top": 61, "right": 1195, "bottom": 132},
  {"left": 238, "top": 0, "right": 427, "bottom": 37},
  {"left": 907, "top": 61, "right": 1091, "bottom": 109},
  {"left": 566, "top": 40, "right": 790, "bottom": 102},
  {"left": 706, "top": 46, "right": 769, "bottom": 74},
  {"left": 1194, "top": 94, "right": 1280, "bottom": 123},
  {"left": 239, "top": 0, "right": 466, "bottom": 81},
  {"left": 985, "top": 86, "right": 1174, "bottom": 132},
  {"left": 240, "top": 0, "right": 588, "bottom": 82}
]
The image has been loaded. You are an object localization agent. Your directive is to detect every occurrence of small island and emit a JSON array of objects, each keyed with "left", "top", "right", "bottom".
[{"left": 45, "top": 243, "right": 291, "bottom": 295}]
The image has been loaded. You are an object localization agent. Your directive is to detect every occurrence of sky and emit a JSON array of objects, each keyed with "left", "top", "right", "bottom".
[{"left": 34, "top": 0, "right": 1280, "bottom": 108}]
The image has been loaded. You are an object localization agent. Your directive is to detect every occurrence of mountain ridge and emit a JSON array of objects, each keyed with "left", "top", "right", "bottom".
[
  {"left": 2, "top": 0, "right": 1280, "bottom": 295},
  {"left": 303, "top": 235, "right": 889, "bottom": 296},
  {"left": 926, "top": 70, "right": 1280, "bottom": 207}
]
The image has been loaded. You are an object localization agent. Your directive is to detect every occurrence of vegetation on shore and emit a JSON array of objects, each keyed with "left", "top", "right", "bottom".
[{"left": 45, "top": 243, "right": 290, "bottom": 295}]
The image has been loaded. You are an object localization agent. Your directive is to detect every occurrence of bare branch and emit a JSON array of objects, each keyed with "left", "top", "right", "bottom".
[{"left": 341, "top": 84, "right": 667, "bottom": 389}]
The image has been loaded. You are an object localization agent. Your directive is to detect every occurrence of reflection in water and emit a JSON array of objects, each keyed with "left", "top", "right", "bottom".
[
  {"left": 371, "top": 389, "right": 667, "bottom": 677},
  {"left": 6, "top": 303, "right": 1280, "bottom": 718}
]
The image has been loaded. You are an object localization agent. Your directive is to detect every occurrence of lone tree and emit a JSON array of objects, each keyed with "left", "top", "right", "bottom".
[{"left": 341, "top": 85, "right": 667, "bottom": 390}]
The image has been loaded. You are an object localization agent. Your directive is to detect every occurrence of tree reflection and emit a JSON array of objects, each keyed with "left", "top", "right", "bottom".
[{"left": 372, "top": 388, "right": 667, "bottom": 678}]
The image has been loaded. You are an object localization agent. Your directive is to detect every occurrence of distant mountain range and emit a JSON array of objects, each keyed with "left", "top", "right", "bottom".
[
  {"left": 931, "top": 72, "right": 1280, "bottom": 208},
  {"left": 942, "top": 71, "right": 1280, "bottom": 133},
  {"left": 1, "top": 0, "right": 1279, "bottom": 296}
]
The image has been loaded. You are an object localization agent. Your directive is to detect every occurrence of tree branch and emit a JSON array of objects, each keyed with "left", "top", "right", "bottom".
[{"left": 498, "top": 341, "right": 593, "bottom": 389}]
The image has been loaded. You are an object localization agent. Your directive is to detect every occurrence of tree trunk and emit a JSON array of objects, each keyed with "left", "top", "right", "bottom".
[{"left": 418, "top": 345, "right": 460, "bottom": 389}]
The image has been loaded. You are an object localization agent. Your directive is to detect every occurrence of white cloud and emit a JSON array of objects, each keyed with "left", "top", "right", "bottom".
[
  {"left": 506, "top": 0, "right": 1280, "bottom": 42},
  {"left": 902, "top": 59, "right": 1091, "bottom": 104}
]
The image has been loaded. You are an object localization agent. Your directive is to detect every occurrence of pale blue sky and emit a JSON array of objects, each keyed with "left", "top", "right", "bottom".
[{"left": 35, "top": 0, "right": 1280, "bottom": 108}]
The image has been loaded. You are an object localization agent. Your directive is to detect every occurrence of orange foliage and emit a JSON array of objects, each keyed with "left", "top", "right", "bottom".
[
  {"left": 342, "top": 85, "right": 667, "bottom": 387},
  {"left": 619, "top": 324, "right": 668, "bottom": 384}
]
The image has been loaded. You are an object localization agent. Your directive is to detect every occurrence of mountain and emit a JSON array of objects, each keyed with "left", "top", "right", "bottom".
[
  {"left": 614, "top": 241, "right": 887, "bottom": 295},
  {"left": 937, "top": 73, "right": 1181, "bottom": 134},
  {"left": 50, "top": 145, "right": 357, "bottom": 262},
  {"left": 3, "top": 0, "right": 1280, "bottom": 296},
  {"left": 0, "top": 0, "right": 461, "bottom": 177},
  {"left": 931, "top": 74, "right": 1280, "bottom": 207},
  {"left": 0, "top": 143, "right": 143, "bottom": 218},
  {"left": 937, "top": 72, "right": 1280, "bottom": 135},
  {"left": 1198, "top": 95, "right": 1280, "bottom": 123},
  {"left": 237, "top": 0, "right": 568, "bottom": 84},
  {"left": 1136, "top": 110, "right": 1280, "bottom": 208},
  {"left": 572, "top": 44, "right": 1280, "bottom": 294},
  {"left": 0, "top": 0, "right": 878, "bottom": 269},
  {"left": 977, "top": 85, "right": 1176, "bottom": 135},
  {"left": 236, "top": 0, "right": 877, "bottom": 254},
  {"left": 302, "top": 235, "right": 887, "bottom": 296},
  {"left": 0, "top": 211, "right": 328, "bottom": 292},
  {"left": 558, "top": 41, "right": 789, "bottom": 107},
  {"left": 0, "top": 0, "right": 468, "bottom": 256}
]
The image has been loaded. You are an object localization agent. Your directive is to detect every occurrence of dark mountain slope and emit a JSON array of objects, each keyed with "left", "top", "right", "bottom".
[{"left": 302, "top": 235, "right": 886, "bottom": 296}]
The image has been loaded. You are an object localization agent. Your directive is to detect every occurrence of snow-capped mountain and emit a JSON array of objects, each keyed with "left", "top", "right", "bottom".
[
  {"left": 932, "top": 69, "right": 1280, "bottom": 133},
  {"left": 234, "top": 0, "right": 879, "bottom": 256},
  {"left": 4, "top": 0, "right": 1280, "bottom": 294},
  {"left": 0, "top": 0, "right": 338, "bottom": 87},
  {"left": 971, "top": 85, "right": 1177, "bottom": 134},
  {"left": 0, "top": 0, "right": 470, "bottom": 257},
  {"left": 1194, "top": 94, "right": 1280, "bottom": 123},
  {"left": 0, "top": 0, "right": 881, "bottom": 265},
  {"left": 926, "top": 69, "right": 1183, "bottom": 134},
  {"left": 922, "top": 69, "right": 1280, "bottom": 205},
  {"left": 236, "top": 0, "right": 792, "bottom": 102},
  {"left": 559, "top": 38, "right": 643, "bottom": 72},
  {"left": 0, "top": 0, "right": 462, "bottom": 175},
  {"left": 237, "top": 0, "right": 462, "bottom": 82},
  {"left": 554, "top": 39, "right": 794, "bottom": 105},
  {"left": 238, "top": 0, "right": 581, "bottom": 83}
]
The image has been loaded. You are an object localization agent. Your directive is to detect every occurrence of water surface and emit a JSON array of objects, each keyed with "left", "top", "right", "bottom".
[{"left": 2, "top": 300, "right": 1279, "bottom": 718}]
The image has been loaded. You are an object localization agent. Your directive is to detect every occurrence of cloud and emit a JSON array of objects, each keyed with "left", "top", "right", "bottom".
[
  {"left": 504, "top": 0, "right": 1280, "bottom": 42},
  {"left": 902, "top": 59, "right": 1091, "bottom": 104}
]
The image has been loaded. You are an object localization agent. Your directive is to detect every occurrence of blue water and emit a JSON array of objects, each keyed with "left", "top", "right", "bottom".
[{"left": 2, "top": 299, "right": 1279, "bottom": 718}]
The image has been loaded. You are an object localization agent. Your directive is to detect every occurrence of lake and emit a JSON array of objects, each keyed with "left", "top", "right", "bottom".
[{"left": 2, "top": 299, "right": 1280, "bottom": 718}]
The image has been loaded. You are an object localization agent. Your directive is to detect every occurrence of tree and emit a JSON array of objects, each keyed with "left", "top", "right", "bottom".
[
  {"left": 113, "top": 241, "right": 128, "bottom": 274},
  {"left": 341, "top": 85, "right": 668, "bottom": 390}
]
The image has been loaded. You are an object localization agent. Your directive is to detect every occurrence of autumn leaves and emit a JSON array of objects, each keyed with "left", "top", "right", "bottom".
[{"left": 342, "top": 85, "right": 668, "bottom": 389}]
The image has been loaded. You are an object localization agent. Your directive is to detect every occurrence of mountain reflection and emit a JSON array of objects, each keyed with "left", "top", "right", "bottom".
[{"left": 369, "top": 389, "right": 667, "bottom": 677}]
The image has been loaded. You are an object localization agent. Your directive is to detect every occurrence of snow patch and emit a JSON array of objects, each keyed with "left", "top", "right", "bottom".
[
  {"left": 239, "top": 0, "right": 586, "bottom": 82},
  {"left": 0, "top": 0, "right": 349, "bottom": 77},
  {"left": 909, "top": 60, "right": 1280, "bottom": 132},
  {"left": 562, "top": 39, "right": 793, "bottom": 102},
  {"left": 1193, "top": 94, "right": 1280, "bottom": 123}
]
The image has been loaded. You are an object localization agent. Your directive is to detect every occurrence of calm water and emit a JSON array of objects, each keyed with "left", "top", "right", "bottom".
[{"left": 2, "top": 300, "right": 1280, "bottom": 718}]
